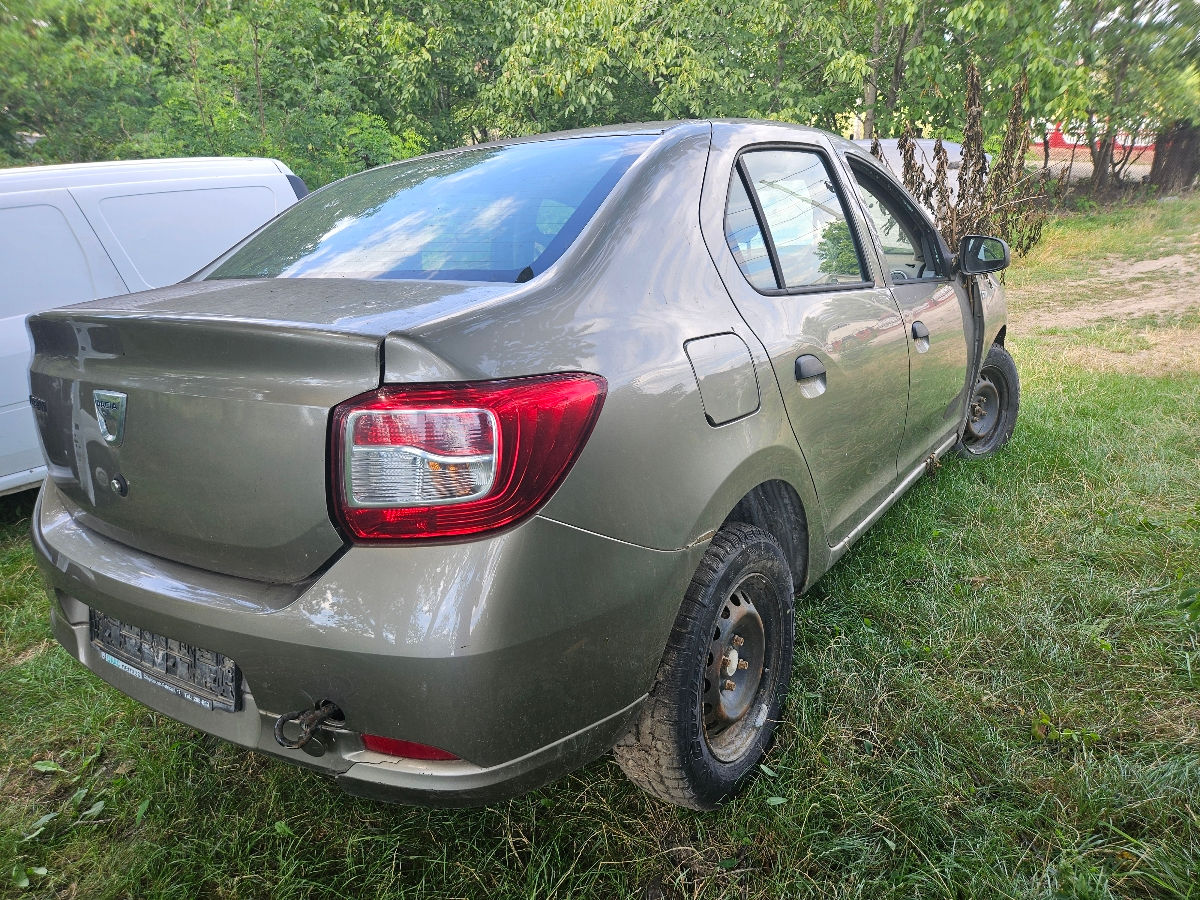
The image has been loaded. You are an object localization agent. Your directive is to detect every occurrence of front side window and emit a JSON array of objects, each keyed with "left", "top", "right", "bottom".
[
  {"left": 725, "top": 149, "right": 867, "bottom": 292},
  {"left": 852, "top": 165, "right": 945, "bottom": 280},
  {"left": 205, "top": 135, "right": 653, "bottom": 283}
]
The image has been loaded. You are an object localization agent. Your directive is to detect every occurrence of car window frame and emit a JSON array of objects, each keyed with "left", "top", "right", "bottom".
[
  {"left": 724, "top": 142, "right": 876, "bottom": 298},
  {"left": 845, "top": 154, "right": 951, "bottom": 285}
]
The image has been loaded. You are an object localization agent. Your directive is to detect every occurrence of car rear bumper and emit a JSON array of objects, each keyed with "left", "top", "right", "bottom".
[{"left": 34, "top": 482, "right": 701, "bottom": 805}]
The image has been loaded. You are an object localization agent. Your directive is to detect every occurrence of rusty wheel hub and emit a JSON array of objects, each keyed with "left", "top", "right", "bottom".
[
  {"left": 702, "top": 583, "right": 767, "bottom": 762},
  {"left": 965, "top": 376, "right": 1000, "bottom": 440}
]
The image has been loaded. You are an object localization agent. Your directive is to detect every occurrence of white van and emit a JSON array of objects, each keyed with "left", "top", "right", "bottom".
[{"left": 1, "top": 156, "right": 306, "bottom": 496}]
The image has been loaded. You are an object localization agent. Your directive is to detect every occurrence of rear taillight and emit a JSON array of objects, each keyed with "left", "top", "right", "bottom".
[{"left": 331, "top": 373, "right": 606, "bottom": 540}]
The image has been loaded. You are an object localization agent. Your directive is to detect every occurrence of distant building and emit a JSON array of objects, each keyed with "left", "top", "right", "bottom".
[{"left": 1032, "top": 123, "right": 1155, "bottom": 153}]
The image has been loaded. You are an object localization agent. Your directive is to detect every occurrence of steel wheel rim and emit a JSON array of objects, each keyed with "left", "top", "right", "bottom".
[
  {"left": 965, "top": 369, "right": 1006, "bottom": 447},
  {"left": 701, "top": 573, "right": 776, "bottom": 763}
]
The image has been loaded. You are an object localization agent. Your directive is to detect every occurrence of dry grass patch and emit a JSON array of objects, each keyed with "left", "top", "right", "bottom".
[
  {"left": 1027, "top": 322, "right": 1200, "bottom": 376},
  {"left": 1008, "top": 193, "right": 1200, "bottom": 292},
  {"left": 1007, "top": 195, "right": 1200, "bottom": 376}
]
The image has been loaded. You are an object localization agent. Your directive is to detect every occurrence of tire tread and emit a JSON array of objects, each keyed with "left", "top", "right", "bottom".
[{"left": 614, "top": 523, "right": 790, "bottom": 809}]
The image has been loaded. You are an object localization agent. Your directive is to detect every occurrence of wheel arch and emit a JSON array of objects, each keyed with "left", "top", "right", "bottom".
[{"left": 720, "top": 479, "right": 810, "bottom": 591}]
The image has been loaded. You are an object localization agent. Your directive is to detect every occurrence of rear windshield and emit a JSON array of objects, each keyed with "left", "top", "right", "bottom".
[{"left": 205, "top": 135, "right": 654, "bottom": 283}]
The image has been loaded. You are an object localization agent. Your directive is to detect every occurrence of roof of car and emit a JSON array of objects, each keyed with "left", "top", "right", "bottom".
[
  {"left": 452, "top": 119, "right": 839, "bottom": 157},
  {"left": 0, "top": 156, "right": 294, "bottom": 193}
]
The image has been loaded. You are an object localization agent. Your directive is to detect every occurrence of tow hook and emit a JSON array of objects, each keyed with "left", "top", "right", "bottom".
[{"left": 273, "top": 700, "right": 344, "bottom": 750}]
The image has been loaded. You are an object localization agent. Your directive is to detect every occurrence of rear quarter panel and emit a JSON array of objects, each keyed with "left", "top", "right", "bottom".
[{"left": 401, "top": 125, "right": 827, "bottom": 565}]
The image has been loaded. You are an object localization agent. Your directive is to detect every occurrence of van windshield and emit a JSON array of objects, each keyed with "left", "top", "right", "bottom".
[{"left": 205, "top": 135, "right": 653, "bottom": 283}]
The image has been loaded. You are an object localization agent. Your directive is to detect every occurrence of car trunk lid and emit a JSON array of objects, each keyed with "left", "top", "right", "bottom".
[{"left": 28, "top": 309, "right": 382, "bottom": 584}]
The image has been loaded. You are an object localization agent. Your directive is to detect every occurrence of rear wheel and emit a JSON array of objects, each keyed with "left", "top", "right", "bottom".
[
  {"left": 615, "top": 523, "right": 794, "bottom": 809},
  {"left": 957, "top": 343, "right": 1019, "bottom": 458}
]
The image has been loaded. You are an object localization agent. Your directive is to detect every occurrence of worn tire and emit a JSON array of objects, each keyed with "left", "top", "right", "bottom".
[
  {"left": 614, "top": 523, "right": 794, "bottom": 809},
  {"left": 956, "top": 343, "right": 1020, "bottom": 458}
]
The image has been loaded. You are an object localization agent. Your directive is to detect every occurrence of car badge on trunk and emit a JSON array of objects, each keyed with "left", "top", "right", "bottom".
[{"left": 93, "top": 390, "right": 128, "bottom": 446}]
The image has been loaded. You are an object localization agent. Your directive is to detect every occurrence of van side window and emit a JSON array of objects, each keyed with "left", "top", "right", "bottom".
[
  {"left": 0, "top": 204, "right": 96, "bottom": 312},
  {"left": 734, "top": 149, "right": 868, "bottom": 290},
  {"left": 98, "top": 186, "right": 277, "bottom": 286}
]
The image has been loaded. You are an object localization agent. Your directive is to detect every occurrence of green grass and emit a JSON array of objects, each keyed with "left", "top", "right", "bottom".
[
  {"left": 3, "top": 199, "right": 1200, "bottom": 898},
  {"left": 1007, "top": 193, "right": 1200, "bottom": 291}
]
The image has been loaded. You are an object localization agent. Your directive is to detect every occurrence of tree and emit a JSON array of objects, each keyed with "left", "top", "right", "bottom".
[
  {"left": 0, "top": 1, "right": 158, "bottom": 164},
  {"left": 2, "top": 0, "right": 1196, "bottom": 195},
  {"left": 1046, "top": 0, "right": 1200, "bottom": 189},
  {"left": 476, "top": 0, "right": 877, "bottom": 136}
]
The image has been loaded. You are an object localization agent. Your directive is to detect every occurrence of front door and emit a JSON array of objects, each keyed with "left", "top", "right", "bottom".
[{"left": 848, "top": 159, "right": 972, "bottom": 474}]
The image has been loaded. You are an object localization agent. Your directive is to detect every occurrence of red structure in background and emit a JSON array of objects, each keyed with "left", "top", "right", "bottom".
[{"left": 1032, "top": 123, "right": 1156, "bottom": 152}]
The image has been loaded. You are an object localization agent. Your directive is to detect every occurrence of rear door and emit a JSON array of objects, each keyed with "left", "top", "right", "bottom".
[{"left": 703, "top": 129, "right": 910, "bottom": 545}]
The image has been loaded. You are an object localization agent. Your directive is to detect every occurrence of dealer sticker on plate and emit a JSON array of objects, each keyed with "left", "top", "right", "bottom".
[{"left": 90, "top": 610, "right": 241, "bottom": 712}]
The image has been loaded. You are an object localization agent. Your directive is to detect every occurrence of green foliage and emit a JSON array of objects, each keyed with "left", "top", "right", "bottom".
[
  {"left": 0, "top": 0, "right": 462, "bottom": 183},
  {"left": 477, "top": 0, "right": 887, "bottom": 135},
  {"left": 2, "top": 0, "right": 1196, "bottom": 192}
]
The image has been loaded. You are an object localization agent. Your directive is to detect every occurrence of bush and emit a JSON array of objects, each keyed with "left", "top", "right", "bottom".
[{"left": 878, "top": 64, "right": 1059, "bottom": 257}]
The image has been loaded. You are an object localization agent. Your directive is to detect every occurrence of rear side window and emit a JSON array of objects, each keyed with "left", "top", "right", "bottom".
[
  {"left": 724, "top": 148, "right": 868, "bottom": 292},
  {"left": 724, "top": 175, "right": 776, "bottom": 291},
  {"left": 206, "top": 135, "right": 653, "bottom": 283}
]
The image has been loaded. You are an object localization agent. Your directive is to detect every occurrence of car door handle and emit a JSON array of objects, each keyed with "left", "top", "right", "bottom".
[
  {"left": 911, "top": 321, "right": 930, "bottom": 340},
  {"left": 795, "top": 355, "right": 826, "bottom": 381}
]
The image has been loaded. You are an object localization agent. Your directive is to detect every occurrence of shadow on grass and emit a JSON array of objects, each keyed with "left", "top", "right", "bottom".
[{"left": 0, "top": 487, "right": 37, "bottom": 538}]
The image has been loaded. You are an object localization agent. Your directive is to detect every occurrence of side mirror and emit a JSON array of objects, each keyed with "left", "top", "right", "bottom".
[{"left": 958, "top": 235, "right": 1010, "bottom": 275}]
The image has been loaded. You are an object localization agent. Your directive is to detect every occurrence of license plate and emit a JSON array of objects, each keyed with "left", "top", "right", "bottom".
[{"left": 89, "top": 610, "right": 241, "bottom": 712}]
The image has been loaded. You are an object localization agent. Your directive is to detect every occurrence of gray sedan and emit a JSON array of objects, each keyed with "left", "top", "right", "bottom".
[{"left": 28, "top": 120, "right": 1017, "bottom": 809}]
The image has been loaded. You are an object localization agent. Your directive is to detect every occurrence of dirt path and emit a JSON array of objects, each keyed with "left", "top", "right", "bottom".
[{"left": 1007, "top": 248, "right": 1200, "bottom": 375}]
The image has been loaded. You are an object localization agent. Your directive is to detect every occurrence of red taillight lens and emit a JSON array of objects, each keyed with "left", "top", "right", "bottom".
[
  {"left": 361, "top": 734, "right": 459, "bottom": 760},
  {"left": 331, "top": 372, "right": 606, "bottom": 540}
]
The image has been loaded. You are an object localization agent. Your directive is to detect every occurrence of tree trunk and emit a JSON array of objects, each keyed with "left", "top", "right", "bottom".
[
  {"left": 862, "top": 0, "right": 884, "bottom": 139},
  {"left": 885, "top": 22, "right": 909, "bottom": 116},
  {"left": 770, "top": 39, "right": 787, "bottom": 114},
  {"left": 251, "top": 21, "right": 267, "bottom": 143},
  {"left": 1088, "top": 114, "right": 1115, "bottom": 191},
  {"left": 1100, "top": 57, "right": 1129, "bottom": 187},
  {"left": 1093, "top": 135, "right": 1114, "bottom": 190},
  {"left": 1150, "top": 121, "right": 1200, "bottom": 192}
]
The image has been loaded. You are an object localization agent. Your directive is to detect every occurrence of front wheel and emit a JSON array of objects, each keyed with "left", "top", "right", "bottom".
[
  {"left": 614, "top": 523, "right": 794, "bottom": 809},
  {"left": 957, "top": 343, "right": 1020, "bottom": 458}
]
